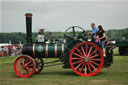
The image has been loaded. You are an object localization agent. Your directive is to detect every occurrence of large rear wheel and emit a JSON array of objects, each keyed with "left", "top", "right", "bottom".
[{"left": 69, "top": 41, "right": 104, "bottom": 76}]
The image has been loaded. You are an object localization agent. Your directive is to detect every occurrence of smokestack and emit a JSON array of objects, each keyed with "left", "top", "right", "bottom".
[{"left": 25, "top": 13, "right": 32, "bottom": 44}]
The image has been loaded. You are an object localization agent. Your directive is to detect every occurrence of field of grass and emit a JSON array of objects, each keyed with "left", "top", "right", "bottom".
[{"left": 0, "top": 48, "right": 128, "bottom": 85}]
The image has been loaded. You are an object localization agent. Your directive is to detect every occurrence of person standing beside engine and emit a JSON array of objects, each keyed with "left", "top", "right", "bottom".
[
  {"left": 88, "top": 23, "right": 98, "bottom": 43},
  {"left": 97, "top": 25, "right": 106, "bottom": 57}
]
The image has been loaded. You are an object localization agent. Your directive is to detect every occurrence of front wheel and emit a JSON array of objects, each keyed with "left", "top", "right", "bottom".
[
  {"left": 14, "top": 55, "right": 36, "bottom": 78},
  {"left": 69, "top": 41, "right": 104, "bottom": 76}
]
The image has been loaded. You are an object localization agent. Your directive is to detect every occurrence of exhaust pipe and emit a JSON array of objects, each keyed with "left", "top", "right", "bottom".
[{"left": 25, "top": 13, "right": 32, "bottom": 44}]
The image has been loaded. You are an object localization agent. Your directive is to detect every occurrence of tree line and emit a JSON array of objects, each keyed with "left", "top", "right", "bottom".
[{"left": 0, "top": 28, "right": 128, "bottom": 44}]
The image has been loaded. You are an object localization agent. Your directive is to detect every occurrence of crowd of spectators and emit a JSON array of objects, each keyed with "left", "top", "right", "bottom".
[{"left": 0, "top": 44, "right": 22, "bottom": 57}]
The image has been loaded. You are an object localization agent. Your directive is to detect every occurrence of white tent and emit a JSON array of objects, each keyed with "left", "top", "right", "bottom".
[{"left": 0, "top": 43, "right": 11, "bottom": 47}]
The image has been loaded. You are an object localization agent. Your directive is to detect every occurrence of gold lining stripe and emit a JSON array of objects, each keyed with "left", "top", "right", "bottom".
[
  {"left": 33, "top": 44, "right": 35, "bottom": 57},
  {"left": 62, "top": 43, "right": 64, "bottom": 55},
  {"left": 46, "top": 43, "right": 48, "bottom": 57},
  {"left": 55, "top": 43, "right": 57, "bottom": 57}
]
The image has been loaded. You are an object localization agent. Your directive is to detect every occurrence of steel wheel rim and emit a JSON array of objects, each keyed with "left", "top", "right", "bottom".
[
  {"left": 14, "top": 55, "right": 35, "bottom": 78},
  {"left": 34, "top": 58, "right": 44, "bottom": 74},
  {"left": 69, "top": 41, "right": 104, "bottom": 76}
]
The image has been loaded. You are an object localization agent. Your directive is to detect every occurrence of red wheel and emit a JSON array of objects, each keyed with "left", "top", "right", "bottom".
[
  {"left": 14, "top": 55, "right": 35, "bottom": 78},
  {"left": 34, "top": 58, "right": 44, "bottom": 74},
  {"left": 69, "top": 41, "right": 104, "bottom": 76}
]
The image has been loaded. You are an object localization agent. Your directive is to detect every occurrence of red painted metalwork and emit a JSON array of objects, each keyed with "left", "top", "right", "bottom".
[
  {"left": 69, "top": 41, "right": 104, "bottom": 76},
  {"left": 34, "top": 58, "right": 44, "bottom": 74},
  {"left": 13, "top": 55, "right": 35, "bottom": 78}
]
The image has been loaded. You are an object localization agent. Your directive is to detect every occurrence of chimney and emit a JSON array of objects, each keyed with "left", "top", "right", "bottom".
[{"left": 25, "top": 13, "right": 32, "bottom": 44}]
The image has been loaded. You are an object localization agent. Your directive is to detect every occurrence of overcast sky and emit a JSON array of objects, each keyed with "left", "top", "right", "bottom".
[{"left": 0, "top": 0, "right": 128, "bottom": 32}]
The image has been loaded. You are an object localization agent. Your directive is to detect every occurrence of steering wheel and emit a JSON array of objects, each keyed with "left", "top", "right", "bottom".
[{"left": 64, "top": 26, "right": 86, "bottom": 40}]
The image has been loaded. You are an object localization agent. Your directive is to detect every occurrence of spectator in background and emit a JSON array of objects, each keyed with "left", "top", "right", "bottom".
[
  {"left": 13, "top": 45, "right": 16, "bottom": 56},
  {"left": 8, "top": 45, "right": 12, "bottom": 56},
  {"left": 0, "top": 46, "right": 3, "bottom": 56},
  {"left": 4, "top": 46, "right": 8, "bottom": 56}
]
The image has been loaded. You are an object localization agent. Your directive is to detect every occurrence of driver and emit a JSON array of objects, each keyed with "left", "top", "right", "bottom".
[{"left": 88, "top": 23, "right": 98, "bottom": 43}]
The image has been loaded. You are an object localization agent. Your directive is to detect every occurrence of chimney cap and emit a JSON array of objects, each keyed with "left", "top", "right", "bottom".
[{"left": 25, "top": 13, "right": 32, "bottom": 17}]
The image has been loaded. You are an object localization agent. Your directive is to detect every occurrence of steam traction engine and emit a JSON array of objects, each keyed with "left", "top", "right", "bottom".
[{"left": 13, "top": 13, "right": 114, "bottom": 78}]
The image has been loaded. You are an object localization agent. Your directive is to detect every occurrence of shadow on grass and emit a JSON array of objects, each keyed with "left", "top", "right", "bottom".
[
  {"left": 11, "top": 71, "right": 108, "bottom": 79},
  {"left": 10, "top": 70, "right": 77, "bottom": 78},
  {"left": 39, "top": 70, "right": 78, "bottom": 76},
  {"left": 10, "top": 72, "right": 22, "bottom": 78},
  {"left": 114, "top": 53, "right": 128, "bottom": 56},
  {"left": 12, "top": 71, "right": 128, "bottom": 79},
  {"left": 11, "top": 68, "right": 108, "bottom": 78},
  {"left": 38, "top": 70, "right": 106, "bottom": 77},
  {"left": 114, "top": 54, "right": 120, "bottom": 56}
]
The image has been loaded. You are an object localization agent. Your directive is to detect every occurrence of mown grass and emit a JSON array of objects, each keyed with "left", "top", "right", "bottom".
[{"left": 0, "top": 48, "right": 128, "bottom": 85}]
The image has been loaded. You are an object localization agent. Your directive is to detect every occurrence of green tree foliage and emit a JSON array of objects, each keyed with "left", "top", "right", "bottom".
[
  {"left": 0, "top": 32, "right": 26, "bottom": 44},
  {"left": 0, "top": 28, "right": 128, "bottom": 44},
  {"left": 106, "top": 28, "right": 128, "bottom": 41}
]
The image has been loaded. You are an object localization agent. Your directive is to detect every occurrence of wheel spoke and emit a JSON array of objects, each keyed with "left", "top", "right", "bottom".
[
  {"left": 90, "top": 60, "right": 99, "bottom": 66},
  {"left": 17, "top": 67, "right": 23, "bottom": 72},
  {"left": 89, "top": 62, "right": 97, "bottom": 71},
  {"left": 26, "top": 67, "right": 31, "bottom": 74},
  {"left": 21, "top": 69, "right": 24, "bottom": 75},
  {"left": 37, "top": 67, "right": 40, "bottom": 71},
  {"left": 26, "top": 60, "right": 32, "bottom": 65},
  {"left": 16, "top": 66, "right": 21, "bottom": 69},
  {"left": 87, "top": 64, "right": 92, "bottom": 73},
  {"left": 19, "top": 58, "right": 23, "bottom": 62},
  {"left": 84, "top": 65, "right": 87, "bottom": 74},
  {"left": 87, "top": 47, "right": 92, "bottom": 56},
  {"left": 80, "top": 64, "right": 84, "bottom": 72},
  {"left": 89, "top": 49, "right": 97, "bottom": 57},
  {"left": 27, "top": 64, "right": 34, "bottom": 67},
  {"left": 85, "top": 44, "right": 88, "bottom": 55},
  {"left": 25, "top": 57, "right": 29, "bottom": 63},
  {"left": 81, "top": 46, "right": 86, "bottom": 56},
  {"left": 91, "top": 59, "right": 101, "bottom": 61},
  {"left": 21, "top": 58, "right": 25, "bottom": 64},
  {"left": 72, "top": 60, "right": 82, "bottom": 65},
  {"left": 73, "top": 53, "right": 83, "bottom": 58},
  {"left": 72, "top": 58, "right": 82, "bottom": 60},
  {"left": 90, "top": 54, "right": 99, "bottom": 59},
  {"left": 76, "top": 48, "right": 84, "bottom": 56},
  {"left": 75, "top": 63, "right": 82, "bottom": 70},
  {"left": 17, "top": 63, "right": 22, "bottom": 67},
  {"left": 37, "top": 66, "right": 41, "bottom": 69},
  {"left": 37, "top": 62, "right": 42, "bottom": 65},
  {"left": 24, "top": 69, "right": 28, "bottom": 75},
  {"left": 36, "top": 58, "right": 39, "bottom": 62}
]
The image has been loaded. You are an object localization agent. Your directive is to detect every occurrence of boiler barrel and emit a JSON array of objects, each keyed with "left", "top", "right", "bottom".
[{"left": 22, "top": 43, "right": 65, "bottom": 58}]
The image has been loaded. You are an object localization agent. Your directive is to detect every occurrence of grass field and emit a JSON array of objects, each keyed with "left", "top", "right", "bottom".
[{"left": 0, "top": 48, "right": 128, "bottom": 85}]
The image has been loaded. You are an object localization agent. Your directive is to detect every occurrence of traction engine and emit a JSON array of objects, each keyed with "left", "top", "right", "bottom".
[{"left": 13, "top": 13, "right": 114, "bottom": 78}]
